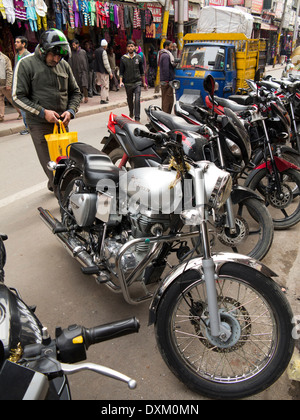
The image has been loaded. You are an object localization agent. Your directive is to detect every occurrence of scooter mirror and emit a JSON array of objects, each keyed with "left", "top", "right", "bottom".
[{"left": 254, "top": 69, "right": 261, "bottom": 82}]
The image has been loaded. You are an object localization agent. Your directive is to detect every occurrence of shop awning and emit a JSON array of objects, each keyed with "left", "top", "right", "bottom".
[{"left": 261, "top": 23, "right": 278, "bottom": 31}]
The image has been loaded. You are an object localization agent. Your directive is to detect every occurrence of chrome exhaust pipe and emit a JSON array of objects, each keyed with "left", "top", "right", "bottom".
[{"left": 38, "top": 207, "right": 98, "bottom": 273}]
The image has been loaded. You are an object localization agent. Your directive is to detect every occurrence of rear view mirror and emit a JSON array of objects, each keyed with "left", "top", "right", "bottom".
[{"left": 203, "top": 75, "right": 215, "bottom": 96}]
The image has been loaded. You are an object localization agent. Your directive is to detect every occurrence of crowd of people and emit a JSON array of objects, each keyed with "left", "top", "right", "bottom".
[{"left": 0, "top": 35, "right": 179, "bottom": 126}]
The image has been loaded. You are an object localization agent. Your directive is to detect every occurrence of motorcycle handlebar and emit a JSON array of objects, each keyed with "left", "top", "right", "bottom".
[{"left": 84, "top": 317, "right": 140, "bottom": 349}]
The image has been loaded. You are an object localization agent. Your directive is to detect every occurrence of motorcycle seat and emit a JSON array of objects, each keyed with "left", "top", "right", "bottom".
[
  {"left": 69, "top": 142, "right": 120, "bottom": 187},
  {"left": 150, "top": 109, "right": 202, "bottom": 132},
  {"left": 114, "top": 115, "right": 155, "bottom": 151},
  {"left": 214, "top": 96, "right": 253, "bottom": 112}
]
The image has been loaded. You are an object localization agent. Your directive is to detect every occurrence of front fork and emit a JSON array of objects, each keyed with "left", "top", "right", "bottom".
[
  {"left": 195, "top": 168, "right": 231, "bottom": 340},
  {"left": 261, "top": 119, "right": 284, "bottom": 197}
]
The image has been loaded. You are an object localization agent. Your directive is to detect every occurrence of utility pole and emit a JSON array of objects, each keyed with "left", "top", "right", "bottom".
[
  {"left": 274, "top": 0, "right": 288, "bottom": 66},
  {"left": 155, "top": 0, "right": 171, "bottom": 93},
  {"left": 293, "top": 0, "right": 300, "bottom": 50},
  {"left": 178, "top": 0, "right": 184, "bottom": 54}
]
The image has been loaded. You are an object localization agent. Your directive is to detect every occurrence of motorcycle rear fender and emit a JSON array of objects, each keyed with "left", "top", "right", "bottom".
[
  {"left": 53, "top": 158, "right": 68, "bottom": 186},
  {"left": 148, "top": 253, "right": 277, "bottom": 325},
  {"left": 101, "top": 135, "right": 121, "bottom": 156},
  {"left": 231, "top": 185, "right": 264, "bottom": 203}
]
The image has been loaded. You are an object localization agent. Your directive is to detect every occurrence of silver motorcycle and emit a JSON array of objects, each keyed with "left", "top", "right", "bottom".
[{"left": 38, "top": 128, "right": 294, "bottom": 399}]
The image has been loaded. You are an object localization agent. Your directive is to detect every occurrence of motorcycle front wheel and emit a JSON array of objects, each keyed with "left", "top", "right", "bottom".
[
  {"left": 155, "top": 263, "right": 294, "bottom": 400},
  {"left": 247, "top": 167, "right": 300, "bottom": 230}
]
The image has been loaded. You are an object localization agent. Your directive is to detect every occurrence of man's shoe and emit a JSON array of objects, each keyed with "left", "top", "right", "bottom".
[
  {"left": 20, "top": 129, "right": 29, "bottom": 135},
  {"left": 100, "top": 100, "right": 109, "bottom": 104}
]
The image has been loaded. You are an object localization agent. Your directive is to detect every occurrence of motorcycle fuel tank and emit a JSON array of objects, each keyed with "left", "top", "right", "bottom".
[{"left": 125, "top": 166, "right": 183, "bottom": 214}]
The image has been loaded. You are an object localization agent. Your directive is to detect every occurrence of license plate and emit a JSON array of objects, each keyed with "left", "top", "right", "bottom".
[{"left": 194, "top": 71, "right": 206, "bottom": 78}]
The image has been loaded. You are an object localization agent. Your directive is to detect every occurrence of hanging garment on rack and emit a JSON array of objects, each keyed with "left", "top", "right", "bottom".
[
  {"left": 24, "top": 0, "right": 38, "bottom": 31},
  {"left": 133, "top": 7, "right": 140, "bottom": 29},
  {"left": 73, "top": 0, "right": 81, "bottom": 27},
  {"left": 68, "top": 0, "right": 75, "bottom": 28},
  {"left": 96, "top": 1, "right": 105, "bottom": 28},
  {"left": 113, "top": 4, "right": 118, "bottom": 28},
  {"left": 35, "top": 0, "right": 47, "bottom": 29},
  {"left": 15, "top": 0, "right": 27, "bottom": 20},
  {"left": 3, "top": 0, "right": 15, "bottom": 23},
  {"left": 104, "top": 1, "right": 109, "bottom": 27},
  {"left": 89, "top": 0, "right": 96, "bottom": 26},
  {"left": 0, "top": 0, "right": 7, "bottom": 19},
  {"left": 118, "top": 3, "right": 124, "bottom": 30},
  {"left": 82, "top": 0, "right": 91, "bottom": 26}
]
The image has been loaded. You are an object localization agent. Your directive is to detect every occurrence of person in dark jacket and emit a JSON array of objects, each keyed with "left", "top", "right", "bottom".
[
  {"left": 69, "top": 39, "right": 89, "bottom": 103},
  {"left": 119, "top": 40, "right": 147, "bottom": 121},
  {"left": 158, "top": 40, "right": 176, "bottom": 113},
  {"left": 12, "top": 29, "right": 82, "bottom": 191}
]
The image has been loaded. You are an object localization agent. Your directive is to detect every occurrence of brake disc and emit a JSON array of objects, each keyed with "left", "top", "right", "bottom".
[
  {"left": 267, "top": 183, "right": 293, "bottom": 209},
  {"left": 217, "top": 216, "right": 249, "bottom": 246}
]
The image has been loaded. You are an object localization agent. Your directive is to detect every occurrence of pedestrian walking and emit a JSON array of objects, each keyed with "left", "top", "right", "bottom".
[
  {"left": 119, "top": 40, "right": 147, "bottom": 121},
  {"left": 0, "top": 51, "right": 22, "bottom": 123},
  {"left": 12, "top": 28, "right": 82, "bottom": 191},
  {"left": 94, "top": 39, "right": 113, "bottom": 104},
  {"left": 69, "top": 39, "right": 89, "bottom": 103},
  {"left": 14, "top": 36, "right": 31, "bottom": 134},
  {"left": 158, "top": 40, "right": 176, "bottom": 114}
]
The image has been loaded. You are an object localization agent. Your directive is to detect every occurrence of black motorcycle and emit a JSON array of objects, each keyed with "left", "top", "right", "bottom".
[{"left": 0, "top": 234, "right": 139, "bottom": 400}]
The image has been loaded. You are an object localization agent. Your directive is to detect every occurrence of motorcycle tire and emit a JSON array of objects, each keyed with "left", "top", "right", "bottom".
[
  {"left": 155, "top": 263, "right": 294, "bottom": 400},
  {"left": 247, "top": 167, "right": 300, "bottom": 230},
  {"left": 191, "top": 197, "right": 273, "bottom": 261},
  {"left": 108, "top": 148, "right": 131, "bottom": 169}
]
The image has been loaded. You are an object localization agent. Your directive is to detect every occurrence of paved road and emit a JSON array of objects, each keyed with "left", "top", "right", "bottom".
[{"left": 1, "top": 89, "right": 299, "bottom": 400}]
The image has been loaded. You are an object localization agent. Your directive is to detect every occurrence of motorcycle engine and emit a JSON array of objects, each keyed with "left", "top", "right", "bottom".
[{"left": 103, "top": 211, "right": 171, "bottom": 278}]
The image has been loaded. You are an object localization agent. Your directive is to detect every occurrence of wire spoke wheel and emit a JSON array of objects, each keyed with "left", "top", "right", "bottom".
[{"left": 155, "top": 265, "right": 294, "bottom": 399}]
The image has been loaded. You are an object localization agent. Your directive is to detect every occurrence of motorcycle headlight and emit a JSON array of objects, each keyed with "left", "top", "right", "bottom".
[
  {"left": 181, "top": 162, "right": 232, "bottom": 225},
  {"left": 170, "top": 80, "right": 180, "bottom": 90},
  {"left": 201, "top": 162, "right": 232, "bottom": 209},
  {"left": 225, "top": 138, "right": 242, "bottom": 157}
]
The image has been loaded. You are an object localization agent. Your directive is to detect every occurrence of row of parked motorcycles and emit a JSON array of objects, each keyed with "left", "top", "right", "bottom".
[{"left": 1, "top": 72, "right": 299, "bottom": 399}]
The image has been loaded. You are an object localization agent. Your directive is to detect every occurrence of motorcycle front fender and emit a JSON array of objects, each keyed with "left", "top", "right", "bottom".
[
  {"left": 253, "top": 156, "right": 300, "bottom": 172},
  {"left": 231, "top": 185, "right": 264, "bottom": 203},
  {"left": 148, "top": 253, "right": 277, "bottom": 326}
]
